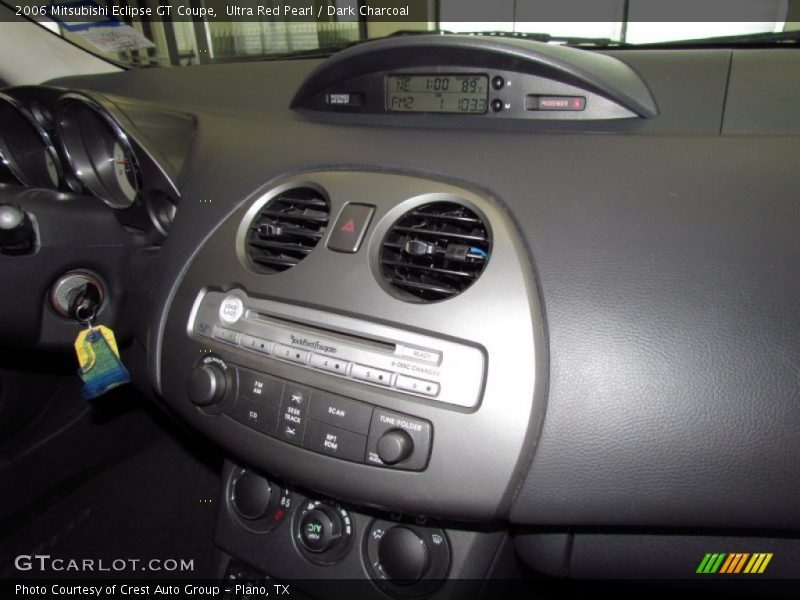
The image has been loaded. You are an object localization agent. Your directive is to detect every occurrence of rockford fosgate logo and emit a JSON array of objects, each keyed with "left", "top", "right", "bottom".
[{"left": 289, "top": 334, "right": 337, "bottom": 354}]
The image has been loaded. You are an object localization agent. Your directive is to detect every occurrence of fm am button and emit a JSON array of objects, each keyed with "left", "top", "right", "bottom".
[{"left": 327, "top": 203, "right": 375, "bottom": 253}]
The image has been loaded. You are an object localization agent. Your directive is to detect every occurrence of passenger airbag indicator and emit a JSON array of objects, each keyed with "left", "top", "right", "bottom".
[{"left": 525, "top": 95, "right": 586, "bottom": 111}]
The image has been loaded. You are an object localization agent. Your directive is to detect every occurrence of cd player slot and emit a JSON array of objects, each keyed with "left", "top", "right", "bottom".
[{"left": 249, "top": 311, "right": 395, "bottom": 354}]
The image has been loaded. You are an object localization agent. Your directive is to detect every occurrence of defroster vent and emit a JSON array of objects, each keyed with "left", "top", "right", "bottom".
[
  {"left": 380, "top": 201, "right": 491, "bottom": 301},
  {"left": 245, "top": 187, "right": 329, "bottom": 273}
]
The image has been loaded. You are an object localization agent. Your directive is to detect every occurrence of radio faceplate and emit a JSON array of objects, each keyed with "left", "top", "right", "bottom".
[{"left": 189, "top": 289, "right": 486, "bottom": 409}]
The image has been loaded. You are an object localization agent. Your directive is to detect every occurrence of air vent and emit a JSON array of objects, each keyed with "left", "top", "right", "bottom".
[
  {"left": 380, "top": 201, "right": 491, "bottom": 302},
  {"left": 245, "top": 187, "right": 329, "bottom": 273}
]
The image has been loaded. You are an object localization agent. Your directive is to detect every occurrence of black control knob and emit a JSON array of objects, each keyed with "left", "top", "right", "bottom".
[
  {"left": 377, "top": 429, "right": 414, "bottom": 465},
  {"left": 231, "top": 470, "right": 273, "bottom": 520},
  {"left": 187, "top": 364, "right": 227, "bottom": 407},
  {"left": 378, "top": 527, "right": 429, "bottom": 583},
  {"left": 0, "top": 204, "right": 35, "bottom": 255},
  {"left": 299, "top": 505, "right": 343, "bottom": 553}
]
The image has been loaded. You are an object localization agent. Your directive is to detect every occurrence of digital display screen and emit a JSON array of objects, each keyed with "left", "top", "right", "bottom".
[{"left": 386, "top": 74, "right": 488, "bottom": 114}]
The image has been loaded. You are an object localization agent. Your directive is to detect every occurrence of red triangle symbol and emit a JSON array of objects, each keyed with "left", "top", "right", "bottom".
[{"left": 341, "top": 218, "right": 356, "bottom": 233}]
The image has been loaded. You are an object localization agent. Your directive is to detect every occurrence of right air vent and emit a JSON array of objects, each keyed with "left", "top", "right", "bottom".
[{"left": 380, "top": 201, "right": 491, "bottom": 302}]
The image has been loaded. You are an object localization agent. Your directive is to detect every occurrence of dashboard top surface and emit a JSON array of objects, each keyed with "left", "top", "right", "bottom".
[{"left": 2, "top": 38, "right": 798, "bottom": 532}]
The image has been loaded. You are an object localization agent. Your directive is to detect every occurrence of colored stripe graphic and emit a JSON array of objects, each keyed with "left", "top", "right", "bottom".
[
  {"left": 723, "top": 553, "right": 749, "bottom": 573},
  {"left": 698, "top": 552, "right": 773, "bottom": 574},
  {"left": 697, "top": 553, "right": 727, "bottom": 573}
]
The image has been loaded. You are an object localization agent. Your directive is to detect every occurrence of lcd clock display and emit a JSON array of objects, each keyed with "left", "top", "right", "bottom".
[{"left": 386, "top": 74, "right": 489, "bottom": 113}]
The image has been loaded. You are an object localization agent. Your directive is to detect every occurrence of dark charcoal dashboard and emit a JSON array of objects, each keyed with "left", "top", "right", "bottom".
[{"left": 1, "top": 35, "right": 799, "bottom": 594}]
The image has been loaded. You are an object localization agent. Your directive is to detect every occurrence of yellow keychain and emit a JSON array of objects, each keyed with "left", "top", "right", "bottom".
[{"left": 74, "top": 324, "right": 130, "bottom": 399}]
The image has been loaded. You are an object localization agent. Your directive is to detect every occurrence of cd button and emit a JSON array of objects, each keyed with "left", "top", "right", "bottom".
[{"left": 231, "top": 398, "right": 278, "bottom": 436}]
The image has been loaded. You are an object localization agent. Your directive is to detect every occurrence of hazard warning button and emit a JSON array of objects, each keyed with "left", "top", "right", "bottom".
[{"left": 327, "top": 203, "right": 375, "bottom": 253}]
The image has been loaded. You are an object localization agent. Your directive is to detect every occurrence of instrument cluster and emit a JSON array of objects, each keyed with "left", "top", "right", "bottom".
[{"left": 0, "top": 87, "right": 184, "bottom": 236}]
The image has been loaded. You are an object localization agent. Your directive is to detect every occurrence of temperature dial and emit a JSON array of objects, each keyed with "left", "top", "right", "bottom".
[{"left": 228, "top": 467, "right": 291, "bottom": 533}]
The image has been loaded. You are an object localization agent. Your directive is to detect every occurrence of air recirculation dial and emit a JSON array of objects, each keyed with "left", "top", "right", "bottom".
[
  {"left": 380, "top": 201, "right": 491, "bottom": 302},
  {"left": 244, "top": 187, "right": 329, "bottom": 273}
]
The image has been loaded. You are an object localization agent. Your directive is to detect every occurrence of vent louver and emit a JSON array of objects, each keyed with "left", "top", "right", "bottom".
[
  {"left": 380, "top": 201, "right": 491, "bottom": 302},
  {"left": 245, "top": 187, "right": 329, "bottom": 273}
]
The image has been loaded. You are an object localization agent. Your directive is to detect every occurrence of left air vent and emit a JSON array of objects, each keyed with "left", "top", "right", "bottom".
[{"left": 244, "top": 187, "right": 329, "bottom": 273}]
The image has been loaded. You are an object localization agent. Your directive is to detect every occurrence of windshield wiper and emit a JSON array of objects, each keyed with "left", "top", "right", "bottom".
[
  {"left": 445, "top": 30, "right": 621, "bottom": 48},
  {"left": 636, "top": 29, "right": 800, "bottom": 48}
]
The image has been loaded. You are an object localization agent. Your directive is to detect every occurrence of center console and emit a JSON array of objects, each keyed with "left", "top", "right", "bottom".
[{"left": 157, "top": 171, "right": 546, "bottom": 593}]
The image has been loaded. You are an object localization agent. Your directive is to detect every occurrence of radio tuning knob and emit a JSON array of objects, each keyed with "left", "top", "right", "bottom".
[
  {"left": 187, "top": 363, "right": 227, "bottom": 407},
  {"left": 377, "top": 429, "right": 414, "bottom": 465}
]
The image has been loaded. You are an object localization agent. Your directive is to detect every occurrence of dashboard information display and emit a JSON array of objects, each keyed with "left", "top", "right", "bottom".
[{"left": 386, "top": 75, "right": 488, "bottom": 113}]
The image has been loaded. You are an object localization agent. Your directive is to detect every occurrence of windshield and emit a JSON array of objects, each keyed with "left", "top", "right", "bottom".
[{"left": 6, "top": 0, "right": 799, "bottom": 67}]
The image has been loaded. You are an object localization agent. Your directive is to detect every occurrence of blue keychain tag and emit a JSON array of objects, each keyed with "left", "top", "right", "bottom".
[{"left": 74, "top": 324, "right": 131, "bottom": 399}]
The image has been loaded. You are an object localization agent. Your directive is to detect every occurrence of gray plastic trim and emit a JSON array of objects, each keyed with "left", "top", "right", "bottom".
[{"left": 159, "top": 170, "right": 546, "bottom": 522}]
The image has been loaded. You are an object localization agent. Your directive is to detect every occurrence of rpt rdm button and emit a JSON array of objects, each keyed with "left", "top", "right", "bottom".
[{"left": 304, "top": 419, "right": 367, "bottom": 462}]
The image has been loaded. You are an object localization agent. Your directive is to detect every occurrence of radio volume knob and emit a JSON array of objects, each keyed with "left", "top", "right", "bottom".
[
  {"left": 377, "top": 429, "right": 414, "bottom": 465},
  {"left": 187, "top": 364, "right": 227, "bottom": 407}
]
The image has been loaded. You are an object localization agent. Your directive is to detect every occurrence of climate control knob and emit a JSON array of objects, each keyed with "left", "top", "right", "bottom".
[
  {"left": 231, "top": 470, "right": 273, "bottom": 520},
  {"left": 299, "top": 505, "right": 343, "bottom": 553},
  {"left": 294, "top": 499, "right": 354, "bottom": 564},
  {"left": 187, "top": 363, "right": 227, "bottom": 407},
  {"left": 378, "top": 526, "right": 429, "bottom": 583},
  {"left": 377, "top": 429, "right": 414, "bottom": 465}
]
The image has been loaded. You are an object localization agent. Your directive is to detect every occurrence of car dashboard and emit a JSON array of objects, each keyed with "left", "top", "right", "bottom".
[{"left": 1, "top": 34, "right": 799, "bottom": 595}]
